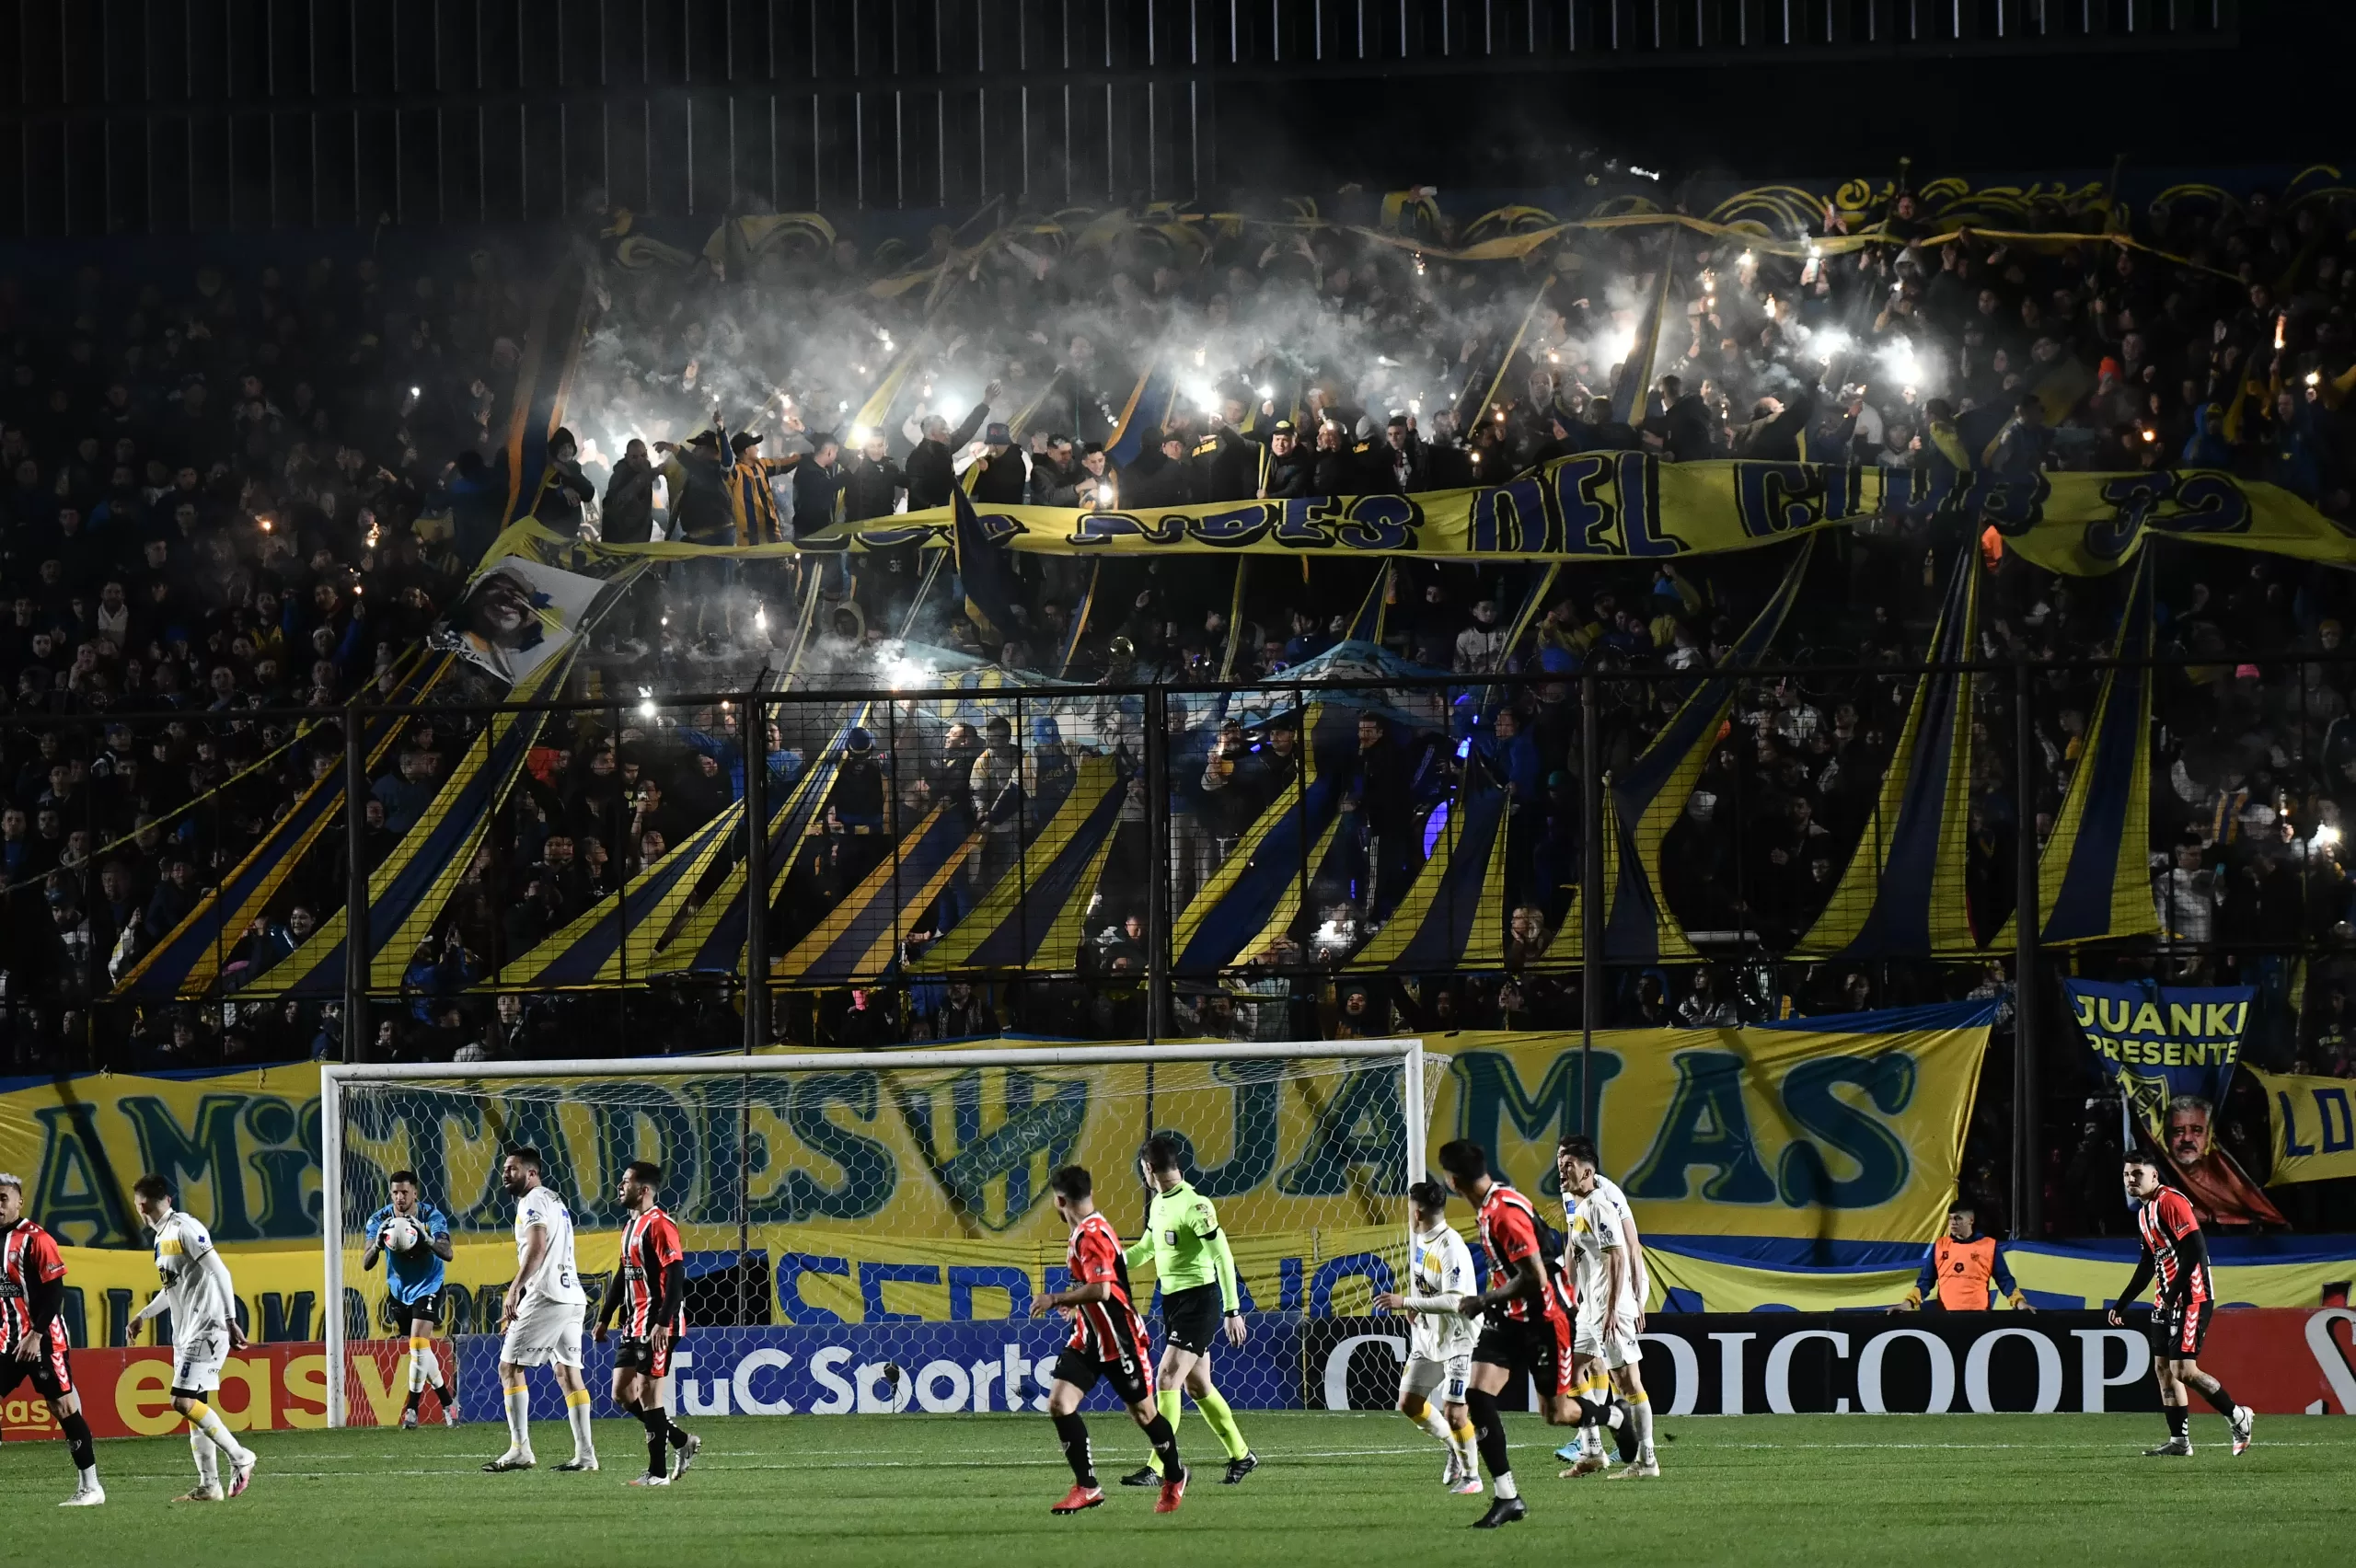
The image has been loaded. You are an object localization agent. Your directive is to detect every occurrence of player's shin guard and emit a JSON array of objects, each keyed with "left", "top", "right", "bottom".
[
  {"left": 60, "top": 1411, "right": 98, "bottom": 1482},
  {"left": 190, "top": 1426, "right": 219, "bottom": 1489},
  {"left": 2191, "top": 1376, "right": 2240, "bottom": 1417},
  {"left": 1410, "top": 1396, "right": 1454, "bottom": 1447},
  {"left": 638, "top": 1405, "right": 670, "bottom": 1477},
  {"left": 1144, "top": 1389, "right": 1184, "bottom": 1475},
  {"left": 1451, "top": 1418, "right": 1480, "bottom": 1473},
  {"left": 1465, "top": 1388, "right": 1516, "bottom": 1499},
  {"left": 1194, "top": 1387, "right": 1249, "bottom": 1462},
  {"left": 1140, "top": 1412, "right": 1184, "bottom": 1478},
  {"left": 1053, "top": 1412, "right": 1097, "bottom": 1487},
  {"left": 187, "top": 1400, "right": 247, "bottom": 1461},
  {"left": 503, "top": 1381, "right": 532, "bottom": 1454},
  {"left": 563, "top": 1388, "right": 596, "bottom": 1463},
  {"left": 409, "top": 1336, "right": 431, "bottom": 1393}
]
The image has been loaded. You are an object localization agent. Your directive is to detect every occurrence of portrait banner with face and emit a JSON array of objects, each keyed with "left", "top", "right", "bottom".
[
  {"left": 2063, "top": 978, "right": 2283, "bottom": 1226},
  {"left": 429, "top": 555, "right": 606, "bottom": 686}
]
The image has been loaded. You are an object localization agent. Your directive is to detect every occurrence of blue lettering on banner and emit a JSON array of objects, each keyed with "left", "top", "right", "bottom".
[
  {"left": 456, "top": 1320, "right": 1306, "bottom": 1421},
  {"left": 2319, "top": 1087, "right": 2355, "bottom": 1155}
]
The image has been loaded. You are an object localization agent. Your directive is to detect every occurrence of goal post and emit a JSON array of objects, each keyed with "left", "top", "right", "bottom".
[{"left": 321, "top": 1039, "right": 1436, "bottom": 1430}]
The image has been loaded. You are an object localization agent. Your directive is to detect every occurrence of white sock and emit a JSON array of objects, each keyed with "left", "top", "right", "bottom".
[
  {"left": 409, "top": 1338, "right": 430, "bottom": 1394},
  {"left": 191, "top": 1427, "right": 218, "bottom": 1489},
  {"left": 564, "top": 1389, "right": 595, "bottom": 1462},
  {"left": 1494, "top": 1469, "right": 1519, "bottom": 1501},
  {"left": 504, "top": 1381, "right": 532, "bottom": 1455},
  {"left": 1415, "top": 1401, "right": 1454, "bottom": 1448},
  {"left": 1631, "top": 1394, "right": 1655, "bottom": 1461},
  {"left": 1450, "top": 1420, "right": 1479, "bottom": 1476},
  {"left": 76, "top": 1462, "right": 99, "bottom": 1490},
  {"left": 190, "top": 1400, "right": 249, "bottom": 1464},
  {"left": 423, "top": 1345, "right": 445, "bottom": 1389},
  {"left": 1580, "top": 1424, "right": 1603, "bottom": 1458}
]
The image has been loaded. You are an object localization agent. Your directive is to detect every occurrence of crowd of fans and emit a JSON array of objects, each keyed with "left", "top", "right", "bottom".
[{"left": 4, "top": 185, "right": 2356, "bottom": 1239}]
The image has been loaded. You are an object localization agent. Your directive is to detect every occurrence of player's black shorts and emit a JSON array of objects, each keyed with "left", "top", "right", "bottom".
[
  {"left": 2150, "top": 1297, "right": 2212, "bottom": 1359},
  {"left": 1472, "top": 1312, "right": 1576, "bottom": 1398},
  {"left": 614, "top": 1334, "right": 674, "bottom": 1379},
  {"left": 1052, "top": 1346, "right": 1152, "bottom": 1408},
  {"left": 1, "top": 1323, "right": 75, "bottom": 1401},
  {"left": 1160, "top": 1283, "right": 1225, "bottom": 1356},
  {"left": 394, "top": 1293, "right": 441, "bottom": 1327}
]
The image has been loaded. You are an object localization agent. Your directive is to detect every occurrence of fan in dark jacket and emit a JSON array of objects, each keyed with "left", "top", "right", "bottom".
[
  {"left": 1729, "top": 392, "right": 1816, "bottom": 461},
  {"left": 1124, "top": 432, "right": 1200, "bottom": 508},
  {"left": 1260, "top": 422, "right": 1315, "bottom": 498},
  {"left": 903, "top": 386, "right": 998, "bottom": 510},
  {"left": 967, "top": 421, "right": 1030, "bottom": 505}
]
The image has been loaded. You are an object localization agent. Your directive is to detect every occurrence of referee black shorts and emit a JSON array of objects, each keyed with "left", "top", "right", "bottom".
[{"left": 1160, "top": 1283, "right": 1225, "bottom": 1357}]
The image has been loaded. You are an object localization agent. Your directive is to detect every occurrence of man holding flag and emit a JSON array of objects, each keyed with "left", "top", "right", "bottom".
[{"left": 953, "top": 486, "right": 1027, "bottom": 654}]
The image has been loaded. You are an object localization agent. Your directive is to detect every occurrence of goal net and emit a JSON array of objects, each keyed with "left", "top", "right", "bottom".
[{"left": 321, "top": 1041, "right": 1438, "bottom": 1428}]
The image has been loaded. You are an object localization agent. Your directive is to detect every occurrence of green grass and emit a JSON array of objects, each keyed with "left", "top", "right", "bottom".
[{"left": 6, "top": 1410, "right": 2350, "bottom": 1566}]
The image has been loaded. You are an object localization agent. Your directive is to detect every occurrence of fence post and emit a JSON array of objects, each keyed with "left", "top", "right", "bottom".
[
  {"left": 2014, "top": 656, "right": 2042, "bottom": 1239},
  {"left": 1580, "top": 668, "right": 1602, "bottom": 1132},
  {"left": 342, "top": 700, "right": 368, "bottom": 1065},
  {"left": 743, "top": 689, "right": 768, "bottom": 1054},
  {"left": 1145, "top": 683, "right": 1172, "bottom": 1043}
]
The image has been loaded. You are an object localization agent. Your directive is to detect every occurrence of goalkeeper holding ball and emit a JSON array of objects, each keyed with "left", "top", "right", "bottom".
[{"left": 363, "top": 1170, "right": 459, "bottom": 1428}]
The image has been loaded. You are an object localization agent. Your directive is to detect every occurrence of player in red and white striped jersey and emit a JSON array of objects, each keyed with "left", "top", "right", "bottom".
[
  {"left": 1438, "top": 1138, "right": 1579, "bottom": 1529},
  {"left": 1030, "top": 1163, "right": 1189, "bottom": 1516},
  {"left": 1, "top": 1172, "right": 103, "bottom": 1505},
  {"left": 593, "top": 1160, "right": 699, "bottom": 1487},
  {"left": 2109, "top": 1152, "right": 2254, "bottom": 1457}
]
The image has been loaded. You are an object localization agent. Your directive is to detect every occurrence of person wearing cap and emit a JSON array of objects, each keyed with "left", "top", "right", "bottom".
[
  {"left": 969, "top": 421, "right": 1028, "bottom": 505},
  {"left": 1126, "top": 429, "right": 1197, "bottom": 508},
  {"left": 834, "top": 725, "right": 891, "bottom": 881},
  {"left": 531, "top": 426, "right": 597, "bottom": 536},
  {"left": 1258, "top": 421, "right": 1312, "bottom": 499}
]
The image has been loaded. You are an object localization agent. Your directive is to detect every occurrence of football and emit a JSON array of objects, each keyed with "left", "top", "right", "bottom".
[{"left": 380, "top": 1216, "right": 420, "bottom": 1253}]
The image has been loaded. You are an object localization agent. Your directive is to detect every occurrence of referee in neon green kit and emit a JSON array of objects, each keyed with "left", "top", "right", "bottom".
[{"left": 1118, "top": 1134, "right": 1260, "bottom": 1487}]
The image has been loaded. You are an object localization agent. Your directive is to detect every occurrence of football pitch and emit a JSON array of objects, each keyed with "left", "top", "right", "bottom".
[{"left": 5, "top": 1411, "right": 2349, "bottom": 1566}]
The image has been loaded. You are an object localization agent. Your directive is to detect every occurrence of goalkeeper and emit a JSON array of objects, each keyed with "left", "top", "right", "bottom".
[{"left": 1119, "top": 1134, "right": 1260, "bottom": 1489}]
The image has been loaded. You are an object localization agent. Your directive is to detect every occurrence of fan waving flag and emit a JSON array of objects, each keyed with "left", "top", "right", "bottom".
[
  {"left": 1610, "top": 231, "right": 1679, "bottom": 428},
  {"left": 953, "top": 485, "right": 1024, "bottom": 648}
]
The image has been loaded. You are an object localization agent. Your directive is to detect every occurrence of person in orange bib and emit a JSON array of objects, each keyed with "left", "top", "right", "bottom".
[{"left": 1891, "top": 1204, "right": 2032, "bottom": 1312}]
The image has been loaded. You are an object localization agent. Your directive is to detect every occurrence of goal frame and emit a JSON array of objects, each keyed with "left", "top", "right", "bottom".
[{"left": 320, "top": 1038, "right": 1429, "bottom": 1428}]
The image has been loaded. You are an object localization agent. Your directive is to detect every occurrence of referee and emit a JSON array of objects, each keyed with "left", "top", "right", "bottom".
[{"left": 1119, "top": 1134, "right": 1261, "bottom": 1487}]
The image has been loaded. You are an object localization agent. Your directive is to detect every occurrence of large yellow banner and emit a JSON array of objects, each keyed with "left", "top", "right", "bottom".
[
  {"left": 501, "top": 457, "right": 2346, "bottom": 577},
  {"left": 2248, "top": 1066, "right": 2356, "bottom": 1186},
  {"left": 0, "top": 1022, "right": 1984, "bottom": 1274}
]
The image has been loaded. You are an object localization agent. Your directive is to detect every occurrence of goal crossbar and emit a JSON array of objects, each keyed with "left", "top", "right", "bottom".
[{"left": 320, "top": 1039, "right": 1427, "bottom": 1427}]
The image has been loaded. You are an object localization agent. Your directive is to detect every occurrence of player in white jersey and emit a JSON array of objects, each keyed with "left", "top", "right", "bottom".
[
  {"left": 1557, "top": 1136, "right": 1657, "bottom": 1477},
  {"left": 1375, "top": 1181, "right": 1483, "bottom": 1493},
  {"left": 484, "top": 1145, "right": 597, "bottom": 1474},
  {"left": 129, "top": 1175, "right": 258, "bottom": 1503}
]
